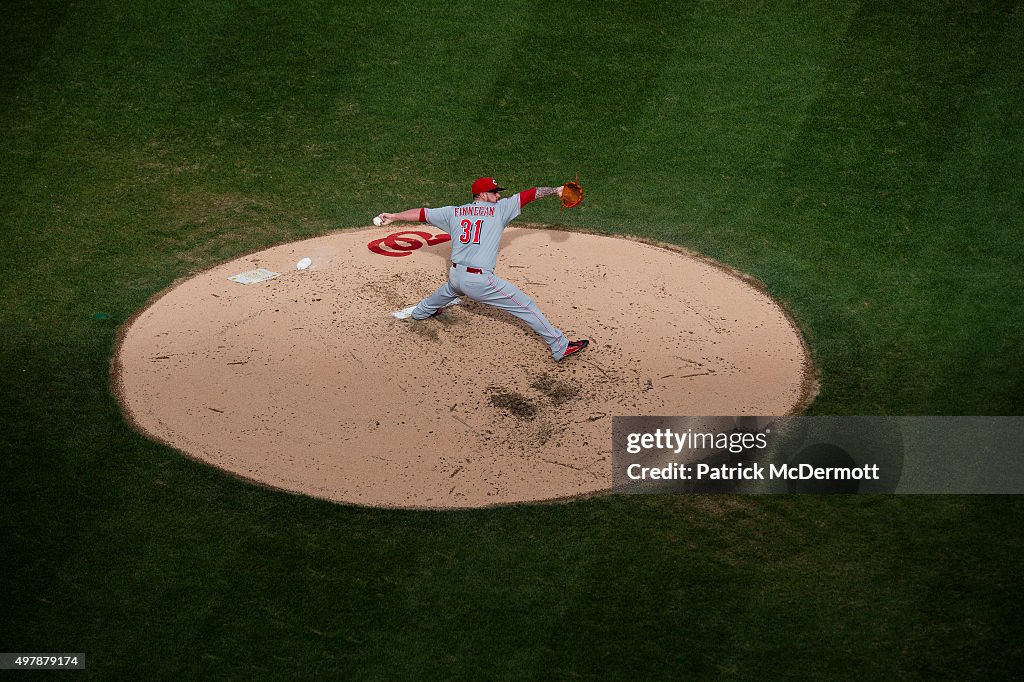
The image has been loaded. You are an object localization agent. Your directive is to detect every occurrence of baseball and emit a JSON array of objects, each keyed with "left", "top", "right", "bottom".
[
  {"left": 296, "top": 257, "right": 312, "bottom": 270},
  {"left": 373, "top": 216, "right": 383, "bottom": 227}
]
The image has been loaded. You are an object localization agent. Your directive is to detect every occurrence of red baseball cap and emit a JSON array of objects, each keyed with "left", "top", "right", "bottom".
[{"left": 471, "top": 177, "right": 506, "bottom": 195}]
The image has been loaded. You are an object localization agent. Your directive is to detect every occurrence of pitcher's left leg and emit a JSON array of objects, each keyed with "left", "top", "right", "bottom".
[{"left": 411, "top": 281, "right": 460, "bottom": 320}]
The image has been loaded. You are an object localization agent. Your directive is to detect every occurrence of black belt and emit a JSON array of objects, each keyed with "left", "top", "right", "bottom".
[{"left": 452, "top": 264, "right": 483, "bottom": 274}]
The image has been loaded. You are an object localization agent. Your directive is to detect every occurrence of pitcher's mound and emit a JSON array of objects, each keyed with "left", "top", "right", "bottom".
[{"left": 114, "top": 225, "right": 816, "bottom": 508}]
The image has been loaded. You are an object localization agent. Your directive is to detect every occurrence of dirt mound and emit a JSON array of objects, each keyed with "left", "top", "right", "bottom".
[{"left": 113, "top": 225, "right": 815, "bottom": 508}]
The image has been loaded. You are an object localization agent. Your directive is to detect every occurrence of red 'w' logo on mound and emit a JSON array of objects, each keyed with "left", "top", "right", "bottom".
[{"left": 367, "top": 231, "right": 451, "bottom": 257}]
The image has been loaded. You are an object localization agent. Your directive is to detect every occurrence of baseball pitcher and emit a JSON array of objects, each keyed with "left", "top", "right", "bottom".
[{"left": 376, "top": 177, "right": 589, "bottom": 361}]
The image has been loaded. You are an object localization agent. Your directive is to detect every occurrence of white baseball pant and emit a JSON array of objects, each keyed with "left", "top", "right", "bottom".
[{"left": 411, "top": 265, "right": 571, "bottom": 359}]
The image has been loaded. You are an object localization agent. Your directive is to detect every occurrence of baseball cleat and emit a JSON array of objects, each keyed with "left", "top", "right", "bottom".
[
  {"left": 392, "top": 306, "right": 417, "bottom": 319},
  {"left": 393, "top": 299, "right": 461, "bottom": 320},
  {"left": 557, "top": 339, "right": 589, "bottom": 361}
]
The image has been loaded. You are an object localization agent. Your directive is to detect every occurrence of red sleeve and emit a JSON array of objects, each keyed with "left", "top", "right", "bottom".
[
  {"left": 520, "top": 187, "right": 538, "bottom": 208},
  {"left": 419, "top": 208, "right": 427, "bottom": 222}
]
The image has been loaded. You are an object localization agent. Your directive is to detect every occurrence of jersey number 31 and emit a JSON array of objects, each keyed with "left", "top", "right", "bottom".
[{"left": 459, "top": 219, "right": 483, "bottom": 244}]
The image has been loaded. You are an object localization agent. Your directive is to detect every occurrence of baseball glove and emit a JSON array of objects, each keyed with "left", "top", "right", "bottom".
[{"left": 561, "top": 181, "right": 584, "bottom": 208}]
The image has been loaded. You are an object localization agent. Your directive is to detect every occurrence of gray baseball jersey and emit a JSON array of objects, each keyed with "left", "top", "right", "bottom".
[
  {"left": 424, "top": 194, "right": 524, "bottom": 270},
  {"left": 409, "top": 187, "right": 576, "bottom": 360}
]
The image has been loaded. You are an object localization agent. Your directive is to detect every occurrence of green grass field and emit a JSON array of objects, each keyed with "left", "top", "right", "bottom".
[{"left": 2, "top": 0, "right": 1022, "bottom": 677}]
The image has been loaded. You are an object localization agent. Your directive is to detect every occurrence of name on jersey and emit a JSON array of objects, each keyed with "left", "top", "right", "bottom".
[{"left": 455, "top": 206, "right": 496, "bottom": 217}]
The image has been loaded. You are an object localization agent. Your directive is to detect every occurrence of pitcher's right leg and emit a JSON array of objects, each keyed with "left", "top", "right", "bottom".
[{"left": 472, "top": 273, "right": 570, "bottom": 359}]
